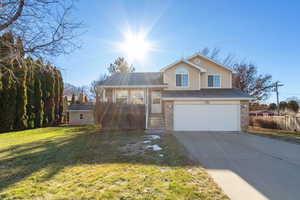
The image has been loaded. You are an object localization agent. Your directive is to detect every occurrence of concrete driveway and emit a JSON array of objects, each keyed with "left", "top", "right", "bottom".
[{"left": 174, "top": 131, "right": 300, "bottom": 200}]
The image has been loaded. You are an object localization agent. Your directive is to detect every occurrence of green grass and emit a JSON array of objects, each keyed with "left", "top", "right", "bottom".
[
  {"left": 0, "top": 126, "right": 228, "bottom": 200},
  {"left": 247, "top": 127, "right": 300, "bottom": 144}
]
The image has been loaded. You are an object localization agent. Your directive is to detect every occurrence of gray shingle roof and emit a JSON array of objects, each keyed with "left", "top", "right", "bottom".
[
  {"left": 68, "top": 104, "right": 94, "bottom": 111},
  {"left": 162, "top": 88, "right": 253, "bottom": 99},
  {"left": 100, "top": 72, "right": 164, "bottom": 86}
]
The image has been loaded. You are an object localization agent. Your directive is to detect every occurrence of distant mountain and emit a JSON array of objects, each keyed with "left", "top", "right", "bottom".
[{"left": 64, "top": 83, "right": 82, "bottom": 97}]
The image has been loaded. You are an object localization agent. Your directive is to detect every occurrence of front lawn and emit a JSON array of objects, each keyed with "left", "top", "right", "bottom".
[
  {"left": 0, "top": 126, "right": 228, "bottom": 200},
  {"left": 247, "top": 126, "right": 300, "bottom": 144}
]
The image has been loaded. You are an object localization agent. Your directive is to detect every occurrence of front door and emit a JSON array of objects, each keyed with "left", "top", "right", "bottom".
[{"left": 151, "top": 91, "right": 162, "bottom": 113}]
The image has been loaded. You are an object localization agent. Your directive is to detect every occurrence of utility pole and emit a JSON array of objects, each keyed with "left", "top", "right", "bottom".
[{"left": 275, "top": 81, "right": 284, "bottom": 115}]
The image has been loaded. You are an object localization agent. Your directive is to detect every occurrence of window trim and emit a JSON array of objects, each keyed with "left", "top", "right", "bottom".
[
  {"left": 207, "top": 74, "right": 222, "bottom": 88},
  {"left": 175, "top": 68, "right": 189, "bottom": 88}
]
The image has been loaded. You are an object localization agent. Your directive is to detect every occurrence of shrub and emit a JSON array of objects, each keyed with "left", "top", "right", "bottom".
[{"left": 255, "top": 118, "right": 278, "bottom": 129}]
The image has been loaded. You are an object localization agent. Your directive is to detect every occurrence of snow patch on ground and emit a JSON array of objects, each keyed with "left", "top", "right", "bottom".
[
  {"left": 146, "top": 135, "right": 161, "bottom": 140},
  {"left": 143, "top": 140, "right": 151, "bottom": 144},
  {"left": 147, "top": 144, "right": 162, "bottom": 151}
]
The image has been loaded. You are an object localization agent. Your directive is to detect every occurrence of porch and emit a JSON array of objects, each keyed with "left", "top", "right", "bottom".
[{"left": 100, "top": 88, "right": 165, "bottom": 130}]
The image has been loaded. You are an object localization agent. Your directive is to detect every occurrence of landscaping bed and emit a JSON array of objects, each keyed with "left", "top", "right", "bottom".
[
  {"left": 247, "top": 126, "right": 300, "bottom": 144},
  {"left": 0, "top": 126, "right": 228, "bottom": 200}
]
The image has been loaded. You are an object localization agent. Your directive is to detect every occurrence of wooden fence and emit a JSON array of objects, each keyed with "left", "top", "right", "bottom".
[
  {"left": 94, "top": 103, "right": 146, "bottom": 130},
  {"left": 250, "top": 116, "right": 300, "bottom": 131}
]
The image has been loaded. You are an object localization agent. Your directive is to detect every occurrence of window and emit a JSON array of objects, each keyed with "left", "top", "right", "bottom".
[
  {"left": 116, "top": 90, "right": 128, "bottom": 104},
  {"left": 175, "top": 68, "right": 189, "bottom": 87},
  {"left": 131, "top": 90, "right": 144, "bottom": 104},
  {"left": 80, "top": 114, "right": 83, "bottom": 119},
  {"left": 208, "top": 75, "right": 221, "bottom": 88}
]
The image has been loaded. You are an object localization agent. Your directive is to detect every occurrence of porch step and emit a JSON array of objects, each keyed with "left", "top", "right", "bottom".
[{"left": 147, "top": 114, "right": 165, "bottom": 130}]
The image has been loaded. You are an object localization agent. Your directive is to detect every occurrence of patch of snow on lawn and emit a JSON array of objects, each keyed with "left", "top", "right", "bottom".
[
  {"left": 146, "top": 135, "right": 161, "bottom": 140},
  {"left": 147, "top": 144, "right": 162, "bottom": 151}
]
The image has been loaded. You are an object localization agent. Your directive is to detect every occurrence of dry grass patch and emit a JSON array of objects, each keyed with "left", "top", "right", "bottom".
[
  {"left": 248, "top": 126, "right": 300, "bottom": 144},
  {"left": 0, "top": 126, "right": 228, "bottom": 200}
]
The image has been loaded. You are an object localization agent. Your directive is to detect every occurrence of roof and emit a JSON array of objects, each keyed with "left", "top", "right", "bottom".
[
  {"left": 68, "top": 104, "right": 94, "bottom": 111},
  {"left": 160, "top": 59, "right": 207, "bottom": 72},
  {"left": 162, "top": 88, "right": 254, "bottom": 99},
  {"left": 187, "top": 53, "right": 234, "bottom": 72},
  {"left": 99, "top": 72, "right": 166, "bottom": 87}
]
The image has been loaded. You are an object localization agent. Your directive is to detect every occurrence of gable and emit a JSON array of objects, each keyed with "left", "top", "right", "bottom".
[
  {"left": 163, "top": 61, "right": 201, "bottom": 90},
  {"left": 187, "top": 54, "right": 233, "bottom": 72}
]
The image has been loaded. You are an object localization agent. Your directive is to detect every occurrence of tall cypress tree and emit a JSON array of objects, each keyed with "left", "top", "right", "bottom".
[
  {"left": 34, "top": 70, "right": 44, "bottom": 128},
  {"left": 14, "top": 64, "right": 28, "bottom": 130},
  {"left": 0, "top": 69, "right": 17, "bottom": 132}
]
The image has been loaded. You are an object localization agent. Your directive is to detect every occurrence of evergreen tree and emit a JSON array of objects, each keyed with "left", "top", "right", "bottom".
[
  {"left": 71, "top": 93, "right": 76, "bottom": 104},
  {"left": 34, "top": 74, "right": 44, "bottom": 127},
  {"left": 0, "top": 69, "right": 17, "bottom": 132},
  {"left": 14, "top": 64, "right": 28, "bottom": 129}
]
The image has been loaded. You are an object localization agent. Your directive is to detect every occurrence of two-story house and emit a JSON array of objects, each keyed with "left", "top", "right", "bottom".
[{"left": 98, "top": 53, "right": 253, "bottom": 131}]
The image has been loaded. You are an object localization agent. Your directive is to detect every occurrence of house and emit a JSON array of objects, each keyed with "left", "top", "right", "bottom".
[
  {"left": 97, "top": 53, "right": 253, "bottom": 131},
  {"left": 68, "top": 104, "right": 94, "bottom": 125},
  {"left": 249, "top": 110, "right": 276, "bottom": 117}
]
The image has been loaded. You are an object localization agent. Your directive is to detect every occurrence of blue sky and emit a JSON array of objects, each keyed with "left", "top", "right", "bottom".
[{"left": 56, "top": 0, "right": 300, "bottom": 103}]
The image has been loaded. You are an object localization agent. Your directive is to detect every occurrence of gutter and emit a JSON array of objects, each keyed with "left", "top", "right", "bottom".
[
  {"left": 98, "top": 85, "right": 168, "bottom": 88},
  {"left": 162, "top": 97, "right": 255, "bottom": 101}
]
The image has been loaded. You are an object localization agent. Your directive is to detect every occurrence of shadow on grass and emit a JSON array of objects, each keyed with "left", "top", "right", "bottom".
[{"left": 0, "top": 126, "right": 195, "bottom": 191}]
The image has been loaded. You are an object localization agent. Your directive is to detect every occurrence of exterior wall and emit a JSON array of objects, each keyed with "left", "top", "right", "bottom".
[
  {"left": 189, "top": 56, "right": 232, "bottom": 88},
  {"left": 164, "top": 62, "right": 201, "bottom": 90},
  {"left": 69, "top": 110, "right": 94, "bottom": 125},
  {"left": 240, "top": 100, "right": 250, "bottom": 130},
  {"left": 163, "top": 101, "right": 174, "bottom": 131}
]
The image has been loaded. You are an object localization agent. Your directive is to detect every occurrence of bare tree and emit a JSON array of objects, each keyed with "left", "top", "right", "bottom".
[
  {"left": 233, "top": 62, "right": 274, "bottom": 101},
  {"left": 0, "top": 0, "right": 83, "bottom": 61},
  {"left": 90, "top": 74, "right": 108, "bottom": 101}
]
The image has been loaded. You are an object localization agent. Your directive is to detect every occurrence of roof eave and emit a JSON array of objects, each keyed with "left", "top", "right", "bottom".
[
  {"left": 162, "top": 97, "right": 255, "bottom": 101},
  {"left": 98, "top": 85, "right": 168, "bottom": 88}
]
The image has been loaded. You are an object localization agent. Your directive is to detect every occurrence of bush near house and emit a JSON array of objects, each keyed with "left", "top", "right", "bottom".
[{"left": 95, "top": 103, "right": 145, "bottom": 130}]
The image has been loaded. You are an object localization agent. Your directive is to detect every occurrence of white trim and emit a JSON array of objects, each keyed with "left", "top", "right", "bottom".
[
  {"left": 207, "top": 74, "right": 221, "bottom": 88},
  {"left": 160, "top": 59, "right": 207, "bottom": 72},
  {"left": 187, "top": 53, "right": 234, "bottom": 72},
  {"left": 162, "top": 97, "right": 254, "bottom": 101},
  {"left": 99, "top": 85, "right": 167, "bottom": 88}
]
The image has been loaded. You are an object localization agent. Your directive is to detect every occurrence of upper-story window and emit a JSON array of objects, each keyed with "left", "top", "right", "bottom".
[
  {"left": 175, "top": 68, "right": 189, "bottom": 87},
  {"left": 208, "top": 75, "right": 221, "bottom": 88}
]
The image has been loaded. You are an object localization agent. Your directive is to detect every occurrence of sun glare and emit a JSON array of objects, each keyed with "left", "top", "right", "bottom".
[{"left": 118, "top": 30, "right": 153, "bottom": 61}]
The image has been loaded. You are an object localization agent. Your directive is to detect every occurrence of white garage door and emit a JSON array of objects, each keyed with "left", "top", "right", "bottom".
[{"left": 174, "top": 103, "right": 240, "bottom": 131}]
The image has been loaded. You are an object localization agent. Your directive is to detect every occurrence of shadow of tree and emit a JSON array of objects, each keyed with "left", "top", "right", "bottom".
[{"left": 0, "top": 127, "right": 195, "bottom": 191}]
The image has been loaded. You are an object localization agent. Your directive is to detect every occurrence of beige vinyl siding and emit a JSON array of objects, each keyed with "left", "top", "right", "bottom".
[
  {"left": 189, "top": 57, "right": 232, "bottom": 88},
  {"left": 164, "top": 62, "right": 201, "bottom": 90}
]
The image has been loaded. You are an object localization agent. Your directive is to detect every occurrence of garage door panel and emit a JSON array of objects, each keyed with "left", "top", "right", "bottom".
[{"left": 174, "top": 104, "right": 240, "bottom": 131}]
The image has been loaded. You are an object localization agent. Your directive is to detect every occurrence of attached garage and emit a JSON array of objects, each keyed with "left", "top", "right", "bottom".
[{"left": 173, "top": 101, "right": 241, "bottom": 131}]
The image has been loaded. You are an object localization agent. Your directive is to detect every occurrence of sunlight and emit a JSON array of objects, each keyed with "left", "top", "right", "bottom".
[{"left": 118, "top": 30, "right": 153, "bottom": 61}]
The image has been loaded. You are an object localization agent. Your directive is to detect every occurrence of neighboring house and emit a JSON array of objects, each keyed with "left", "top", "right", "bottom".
[
  {"left": 250, "top": 110, "right": 276, "bottom": 117},
  {"left": 68, "top": 104, "right": 94, "bottom": 125},
  {"left": 98, "top": 53, "right": 253, "bottom": 131}
]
